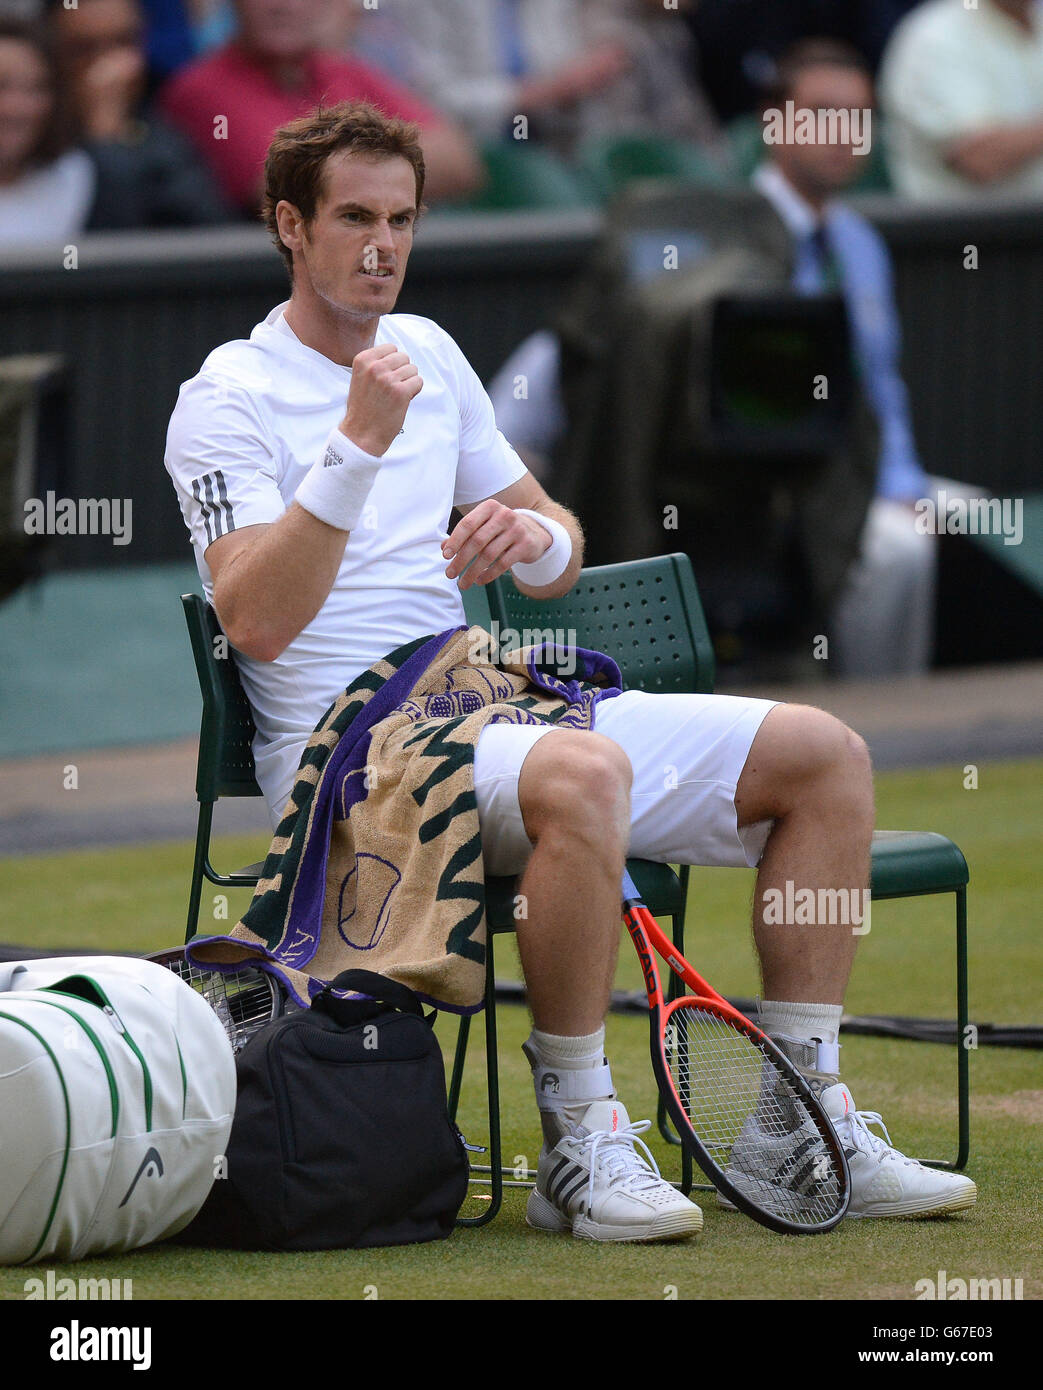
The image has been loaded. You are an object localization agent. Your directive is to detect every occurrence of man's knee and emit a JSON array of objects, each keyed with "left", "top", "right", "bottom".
[
  {"left": 519, "top": 731, "right": 632, "bottom": 847},
  {"left": 739, "top": 705, "right": 872, "bottom": 821}
]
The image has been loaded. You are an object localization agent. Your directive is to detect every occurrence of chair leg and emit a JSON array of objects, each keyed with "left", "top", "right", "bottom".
[
  {"left": 915, "top": 886, "right": 970, "bottom": 1173},
  {"left": 956, "top": 886, "right": 970, "bottom": 1171},
  {"left": 455, "top": 933, "right": 503, "bottom": 1227},
  {"left": 920, "top": 886, "right": 970, "bottom": 1172},
  {"left": 447, "top": 1014, "right": 470, "bottom": 1123},
  {"left": 185, "top": 802, "right": 213, "bottom": 944}
]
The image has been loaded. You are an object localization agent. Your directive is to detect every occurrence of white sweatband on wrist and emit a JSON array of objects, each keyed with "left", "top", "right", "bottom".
[
  {"left": 510, "top": 508, "right": 572, "bottom": 585},
  {"left": 294, "top": 426, "right": 382, "bottom": 532}
]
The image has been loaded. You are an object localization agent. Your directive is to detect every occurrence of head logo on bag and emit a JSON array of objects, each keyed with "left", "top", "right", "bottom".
[
  {"left": 118, "top": 1148, "right": 164, "bottom": 1208},
  {"left": 0, "top": 956, "right": 236, "bottom": 1265}
]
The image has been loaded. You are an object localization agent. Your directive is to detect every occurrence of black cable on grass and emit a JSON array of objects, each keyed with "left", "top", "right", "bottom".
[{"left": 492, "top": 981, "right": 1043, "bottom": 1049}]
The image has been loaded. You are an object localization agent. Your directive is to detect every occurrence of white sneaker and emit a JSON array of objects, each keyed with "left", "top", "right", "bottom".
[
  {"left": 717, "top": 1106, "right": 844, "bottom": 1224},
  {"left": 526, "top": 1100, "right": 703, "bottom": 1242},
  {"left": 822, "top": 1084, "right": 977, "bottom": 1219}
]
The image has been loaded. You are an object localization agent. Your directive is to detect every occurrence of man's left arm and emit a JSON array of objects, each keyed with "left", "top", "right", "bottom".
[{"left": 444, "top": 474, "right": 584, "bottom": 599}]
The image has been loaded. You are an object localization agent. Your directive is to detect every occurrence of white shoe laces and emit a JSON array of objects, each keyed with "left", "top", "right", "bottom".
[
  {"left": 842, "top": 1109, "right": 920, "bottom": 1168},
  {"left": 575, "top": 1119, "right": 665, "bottom": 1214}
]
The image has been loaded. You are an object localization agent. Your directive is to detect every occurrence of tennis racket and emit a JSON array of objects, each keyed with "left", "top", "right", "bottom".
[
  {"left": 622, "top": 869, "right": 850, "bottom": 1234},
  {"left": 146, "top": 946, "right": 286, "bottom": 1054}
]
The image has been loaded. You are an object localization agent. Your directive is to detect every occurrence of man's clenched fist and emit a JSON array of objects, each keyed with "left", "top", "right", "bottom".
[{"left": 340, "top": 343, "right": 423, "bottom": 456}]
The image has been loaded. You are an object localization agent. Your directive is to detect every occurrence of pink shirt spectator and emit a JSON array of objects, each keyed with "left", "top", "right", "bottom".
[{"left": 160, "top": 42, "right": 439, "bottom": 209}]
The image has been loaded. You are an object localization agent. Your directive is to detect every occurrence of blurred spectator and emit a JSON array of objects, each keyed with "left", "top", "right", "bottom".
[
  {"left": 0, "top": 19, "right": 91, "bottom": 246},
  {"left": 753, "top": 40, "right": 942, "bottom": 677},
  {"left": 879, "top": 0, "right": 1043, "bottom": 200},
  {"left": 358, "top": 0, "right": 724, "bottom": 160},
  {"left": 158, "top": 0, "right": 481, "bottom": 213},
  {"left": 490, "top": 40, "right": 972, "bottom": 677},
  {"left": 49, "top": 0, "right": 231, "bottom": 227}
]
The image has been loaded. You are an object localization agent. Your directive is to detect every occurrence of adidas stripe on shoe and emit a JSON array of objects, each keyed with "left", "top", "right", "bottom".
[{"left": 526, "top": 1100, "right": 702, "bottom": 1242}]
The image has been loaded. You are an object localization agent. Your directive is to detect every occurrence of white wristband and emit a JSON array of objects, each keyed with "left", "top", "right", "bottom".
[
  {"left": 510, "top": 508, "right": 572, "bottom": 586},
  {"left": 294, "top": 426, "right": 382, "bottom": 532}
]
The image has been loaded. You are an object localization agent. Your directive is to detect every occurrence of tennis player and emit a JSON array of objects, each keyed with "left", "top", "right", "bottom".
[{"left": 165, "top": 102, "right": 976, "bottom": 1242}]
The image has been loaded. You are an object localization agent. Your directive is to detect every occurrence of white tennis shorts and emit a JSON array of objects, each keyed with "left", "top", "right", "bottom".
[{"left": 474, "top": 690, "right": 778, "bottom": 876}]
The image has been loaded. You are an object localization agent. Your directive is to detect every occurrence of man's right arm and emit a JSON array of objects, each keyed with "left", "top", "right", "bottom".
[
  {"left": 207, "top": 508, "right": 349, "bottom": 663},
  {"left": 203, "top": 342, "right": 423, "bottom": 662}
]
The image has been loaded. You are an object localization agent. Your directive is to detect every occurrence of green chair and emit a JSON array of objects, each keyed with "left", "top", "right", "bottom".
[
  {"left": 446, "top": 142, "right": 596, "bottom": 213},
  {"left": 181, "top": 593, "right": 266, "bottom": 942},
  {"left": 578, "top": 132, "right": 732, "bottom": 203}
]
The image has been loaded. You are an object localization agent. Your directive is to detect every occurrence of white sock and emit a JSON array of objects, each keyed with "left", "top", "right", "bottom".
[
  {"left": 523, "top": 1027, "right": 615, "bottom": 1147},
  {"left": 758, "top": 1000, "right": 843, "bottom": 1091},
  {"left": 527, "top": 1027, "right": 605, "bottom": 1068}
]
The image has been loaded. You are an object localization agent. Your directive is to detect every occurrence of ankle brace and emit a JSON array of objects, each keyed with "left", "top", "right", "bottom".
[
  {"left": 771, "top": 1033, "right": 841, "bottom": 1098},
  {"left": 528, "top": 1058, "right": 616, "bottom": 1111}
]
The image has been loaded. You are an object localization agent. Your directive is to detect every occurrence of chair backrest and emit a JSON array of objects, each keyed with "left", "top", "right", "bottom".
[
  {"left": 488, "top": 553, "right": 715, "bottom": 695},
  {"left": 460, "top": 581, "right": 493, "bottom": 629},
  {"left": 180, "top": 593, "right": 262, "bottom": 801}
]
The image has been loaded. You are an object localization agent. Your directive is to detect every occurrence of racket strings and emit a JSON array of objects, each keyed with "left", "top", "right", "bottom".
[
  {"left": 665, "top": 1003, "right": 846, "bottom": 1228},
  {"left": 161, "top": 955, "right": 277, "bottom": 1052}
]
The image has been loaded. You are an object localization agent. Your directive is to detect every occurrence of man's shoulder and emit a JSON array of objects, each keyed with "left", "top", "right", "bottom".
[
  {"left": 176, "top": 310, "right": 290, "bottom": 405},
  {"left": 383, "top": 313, "right": 465, "bottom": 361}
]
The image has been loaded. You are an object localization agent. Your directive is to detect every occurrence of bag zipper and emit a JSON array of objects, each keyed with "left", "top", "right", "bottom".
[{"left": 0, "top": 1009, "right": 72, "bottom": 1262}]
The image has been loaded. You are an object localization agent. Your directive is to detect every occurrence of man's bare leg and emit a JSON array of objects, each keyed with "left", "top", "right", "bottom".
[
  {"left": 735, "top": 704, "right": 874, "bottom": 1004},
  {"left": 510, "top": 729, "right": 704, "bottom": 1240},
  {"left": 728, "top": 703, "right": 976, "bottom": 1217},
  {"left": 511, "top": 730, "right": 631, "bottom": 1035}
]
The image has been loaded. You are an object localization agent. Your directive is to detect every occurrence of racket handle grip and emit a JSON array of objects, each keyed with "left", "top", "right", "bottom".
[{"left": 621, "top": 868, "right": 642, "bottom": 906}]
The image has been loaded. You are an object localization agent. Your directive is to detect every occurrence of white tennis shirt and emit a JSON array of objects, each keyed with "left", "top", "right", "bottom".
[{"left": 165, "top": 304, "right": 527, "bottom": 823}]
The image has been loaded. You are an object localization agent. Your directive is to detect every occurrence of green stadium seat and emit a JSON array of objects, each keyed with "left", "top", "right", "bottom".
[
  {"left": 444, "top": 142, "right": 596, "bottom": 213},
  {"left": 577, "top": 132, "right": 732, "bottom": 202}
]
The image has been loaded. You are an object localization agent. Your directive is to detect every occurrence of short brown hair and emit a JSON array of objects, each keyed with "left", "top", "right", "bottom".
[
  {"left": 768, "top": 38, "right": 871, "bottom": 108},
  {"left": 261, "top": 101, "right": 426, "bottom": 274}
]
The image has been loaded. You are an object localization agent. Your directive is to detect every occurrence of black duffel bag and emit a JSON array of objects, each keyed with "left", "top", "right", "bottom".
[{"left": 180, "top": 969, "right": 470, "bottom": 1250}]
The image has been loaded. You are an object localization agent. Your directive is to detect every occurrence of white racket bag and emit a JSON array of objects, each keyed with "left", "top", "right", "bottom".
[{"left": 0, "top": 955, "right": 236, "bottom": 1264}]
